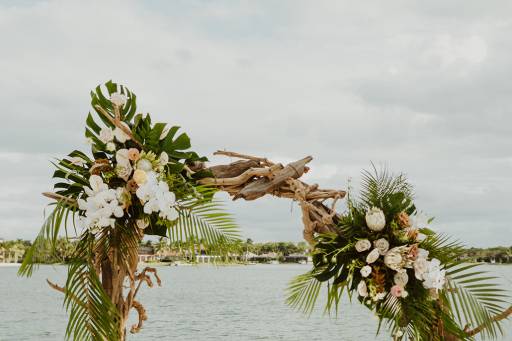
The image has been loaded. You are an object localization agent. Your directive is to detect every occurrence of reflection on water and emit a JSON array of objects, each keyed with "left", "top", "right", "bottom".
[{"left": 0, "top": 264, "right": 511, "bottom": 340}]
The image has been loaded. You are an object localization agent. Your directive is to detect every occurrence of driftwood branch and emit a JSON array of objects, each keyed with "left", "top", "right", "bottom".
[
  {"left": 464, "top": 305, "right": 512, "bottom": 336},
  {"left": 199, "top": 150, "right": 346, "bottom": 245}
]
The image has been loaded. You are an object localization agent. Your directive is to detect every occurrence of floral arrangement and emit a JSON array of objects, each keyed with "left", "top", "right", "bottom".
[
  {"left": 287, "top": 169, "right": 509, "bottom": 340},
  {"left": 19, "top": 81, "right": 240, "bottom": 340}
]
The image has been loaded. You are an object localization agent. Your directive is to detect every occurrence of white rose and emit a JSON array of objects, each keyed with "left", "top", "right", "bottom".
[
  {"left": 106, "top": 142, "right": 116, "bottom": 152},
  {"left": 99, "top": 127, "right": 114, "bottom": 143},
  {"left": 357, "top": 280, "right": 368, "bottom": 297},
  {"left": 360, "top": 265, "right": 372, "bottom": 278},
  {"left": 355, "top": 239, "right": 371, "bottom": 252},
  {"left": 365, "top": 207, "right": 386, "bottom": 231},
  {"left": 366, "top": 248, "right": 380, "bottom": 264},
  {"left": 373, "top": 238, "right": 389, "bottom": 255},
  {"left": 414, "top": 258, "right": 428, "bottom": 280},
  {"left": 110, "top": 92, "right": 127, "bottom": 107},
  {"left": 394, "top": 271, "right": 409, "bottom": 286},
  {"left": 137, "top": 159, "right": 153, "bottom": 171},
  {"left": 113, "top": 122, "right": 131, "bottom": 143},
  {"left": 116, "top": 149, "right": 130, "bottom": 166},
  {"left": 115, "top": 164, "right": 132, "bottom": 181}
]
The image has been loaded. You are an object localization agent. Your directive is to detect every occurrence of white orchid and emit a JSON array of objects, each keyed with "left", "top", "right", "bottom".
[
  {"left": 394, "top": 271, "right": 409, "bottom": 286},
  {"left": 365, "top": 207, "right": 386, "bottom": 231},
  {"left": 78, "top": 175, "right": 124, "bottom": 230},
  {"left": 421, "top": 258, "right": 446, "bottom": 291},
  {"left": 136, "top": 172, "right": 179, "bottom": 221}
]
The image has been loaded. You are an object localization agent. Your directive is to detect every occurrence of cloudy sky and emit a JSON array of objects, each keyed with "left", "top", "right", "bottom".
[{"left": 1, "top": 0, "right": 511, "bottom": 246}]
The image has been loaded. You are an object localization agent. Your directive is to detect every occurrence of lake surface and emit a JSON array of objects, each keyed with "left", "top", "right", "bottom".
[{"left": 0, "top": 264, "right": 511, "bottom": 340}]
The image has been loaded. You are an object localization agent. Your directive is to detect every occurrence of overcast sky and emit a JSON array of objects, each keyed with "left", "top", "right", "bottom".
[{"left": 0, "top": 0, "right": 511, "bottom": 247}]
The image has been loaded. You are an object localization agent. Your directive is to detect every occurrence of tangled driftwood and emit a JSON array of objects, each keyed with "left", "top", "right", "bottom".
[{"left": 197, "top": 150, "right": 346, "bottom": 245}]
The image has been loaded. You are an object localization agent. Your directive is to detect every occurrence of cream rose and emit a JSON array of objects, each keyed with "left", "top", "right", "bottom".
[
  {"left": 394, "top": 271, "right": 409, "bottom": 286},
  {"left": 360, "top": 265, "right": 372, "bottom": 278},
  {"left": 355, "top": 239, "right": 371, "bottom": 252},
  {"left": 374, "top": 238, "right": 389, "bottom": 255},
  {"left": 365, "top": 207, "right": 386, "bottom": 231},
  {"left": 116, "top": 164, "right": 133, "bottom": 181},
  {"left": 137, "top": 159, "right": 153, "bottom": 172},
  {"left": 133, "top": 169, "right": 148, "bottom": 185}
]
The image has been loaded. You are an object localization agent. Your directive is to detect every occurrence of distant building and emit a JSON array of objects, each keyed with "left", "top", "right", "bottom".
[{"left": 138, "top": 245, "right": 156, "bottom": 263}]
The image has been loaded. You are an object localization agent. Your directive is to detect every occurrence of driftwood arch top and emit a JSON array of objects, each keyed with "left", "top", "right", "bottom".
[{"left": 195, "top": 150, "right": 346, "bottom": 245}]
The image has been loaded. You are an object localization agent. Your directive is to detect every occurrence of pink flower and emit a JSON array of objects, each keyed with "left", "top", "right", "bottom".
[
  {"left": 390, "top": 285, "right": 405, "bottom": 298},
  {"left": 128, "top": 148, "right": 140, "bottom": 161}
]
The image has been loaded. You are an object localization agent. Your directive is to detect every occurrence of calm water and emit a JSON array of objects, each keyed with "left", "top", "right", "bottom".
[{"left": 0, "top": 264, "right": 511, "bottom": 341}]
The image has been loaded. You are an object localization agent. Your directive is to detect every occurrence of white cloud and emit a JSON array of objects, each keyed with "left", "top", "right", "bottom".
[{"left": 0, "top": 0, "right": 510, "bottom": 246}]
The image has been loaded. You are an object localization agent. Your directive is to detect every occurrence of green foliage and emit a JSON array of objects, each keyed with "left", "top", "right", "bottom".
[{"left": 286, "top": 167, "right": 510, "bottom": 340}]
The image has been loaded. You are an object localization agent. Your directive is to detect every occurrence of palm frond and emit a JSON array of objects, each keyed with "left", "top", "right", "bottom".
[
  {"left": 63, "top": 233, "right": 120, "bottom": 341},
  {"left": 446, "top": 263, "right": 509, "bottom": 339},
  {"left": 169, "top": 198, "right": 240, "bottom": 255},
  {"left": 18, "top": 201, "right": 76, "bottom": 277},
  {"left": 286, "top": 271, "right": 322, "bottom": 315}
]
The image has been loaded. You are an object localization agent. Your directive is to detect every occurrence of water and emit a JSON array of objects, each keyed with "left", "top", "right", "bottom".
[{"left": 0, "top": 264, "right": 511, "bottom": 340}]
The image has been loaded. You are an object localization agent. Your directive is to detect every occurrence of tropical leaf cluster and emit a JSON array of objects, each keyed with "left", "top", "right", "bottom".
[
  {"left": 287, "top": 167, "right": 510, "bottom": 340},
  {"left": 19, "top": 81, "right": 241, "bottom": 340}
]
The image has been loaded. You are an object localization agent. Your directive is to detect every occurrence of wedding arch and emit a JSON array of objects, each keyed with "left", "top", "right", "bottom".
[{"left": 19, "top": 82, "right": 511, "bottom": 341}]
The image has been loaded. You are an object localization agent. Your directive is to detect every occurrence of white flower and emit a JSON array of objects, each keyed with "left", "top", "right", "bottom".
[
  {"left": 113, "top": 122, "right": 131, "bottom": 143},
  {"left": 421, "top": 258, "right": 446, "bottom": 291},
  {"left": 136, "top": 218, "right": 150, "bottom": 229},
  {"left": 137, "top": 159, "right": 153, "bottom": 171},
  {"left": 78, "top": 176, "right": 124, "bottom": 230},
  {"left": 99, "top": 127, "right": 114, "bottom": 143},
  {"left": 360, "top": 265, "right": 372, "bottom": 277},
  {"left": 384, "top": 248, "right": 404, "bottom": 271},
  {"left": 116, "top": 149, "right": 130, "bottom": 166},
  {"left": 372, "top": 291, "right": 387, "bottom": 301},
  {"left": 110, "top": 92, "right": 127, "bottom": 107},
  {"left": 357, "top": 280, "right": 368, "bottom": 297},
  {"left": 366, "top": 248, "right": 380, "bottom": 264},
  {"left": 133, "top": 169, "right": 148, "bottom": 185},
  {"left": 159, "top": 152, "right": 169, "bottom": 166},
  {"left": 414, "top": 258, "right": 428, "bottom": 280},
  {"left": 355, "top": 239, "right": 371, "bottom": 252},
  {"left": 418, "top": 248, "right": 429, "bottom": 259},
  {"left": 365, "top": 207, "right": 386, "bottom": 231},
  {"left": 106, "top": 142, "right": 116, "bottom": 152},
  {"left": 115, "top": 164, "right": 132, "bottom": 181},
  {"left": 68, "top": 156, "right": 86, "bottom": 167},
  {"left": 374, "top": 238, "right": 389, "bottom": 255},
  {"left": 394, "top": 271, "right": 409, "bottom": 286},
  {"left": 135, "top": 172, "right": 179, "bottom": 222}
]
